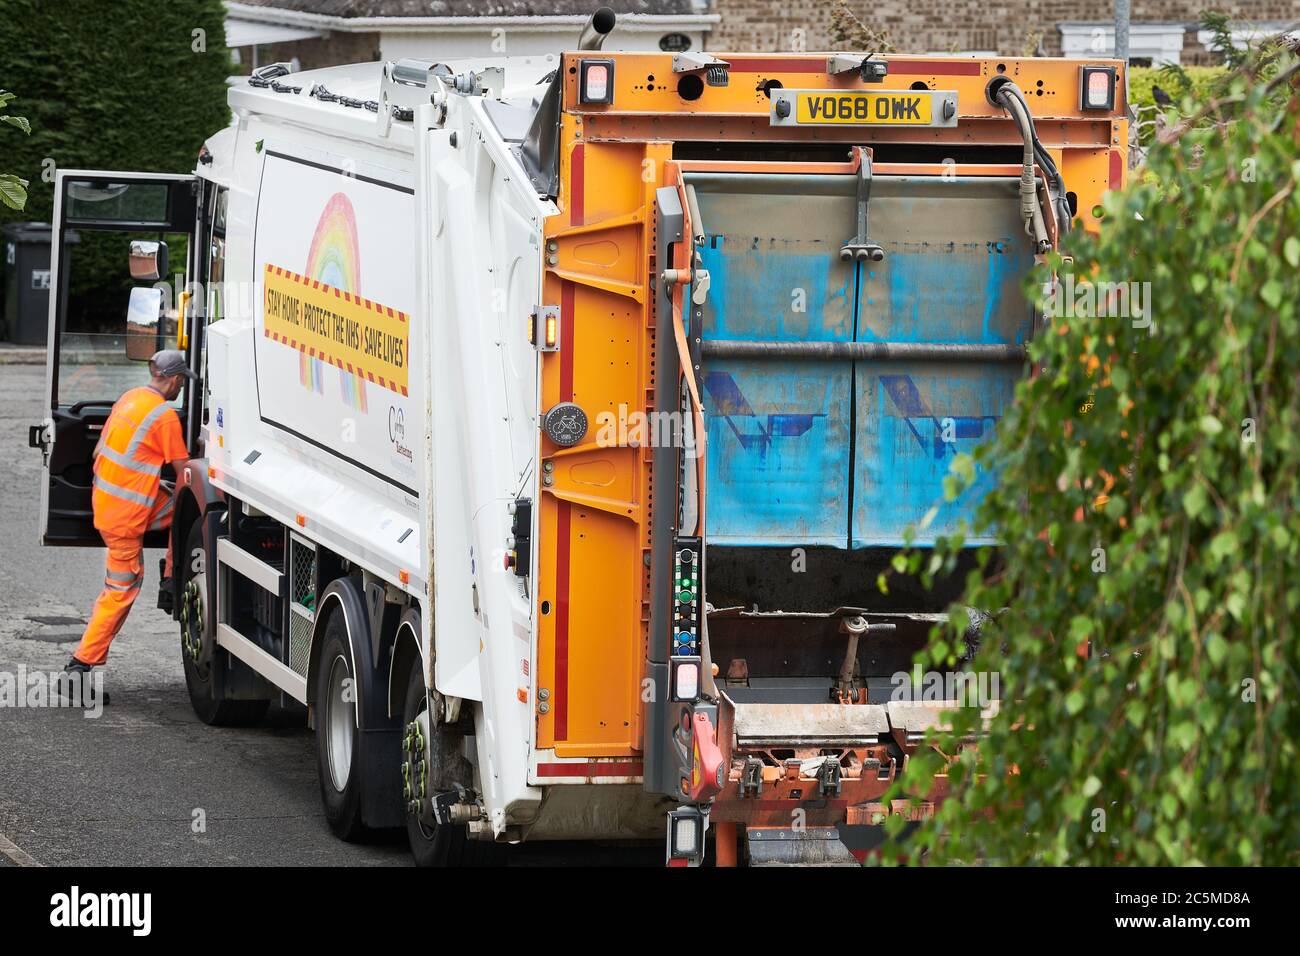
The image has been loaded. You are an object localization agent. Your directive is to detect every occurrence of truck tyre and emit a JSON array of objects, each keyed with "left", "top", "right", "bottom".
[
  {"left": 314, "top": 613, "right": 367, "bottom": 840},
  {"left": 180, "top": 522, "right": 269, "bottom": 726},
  {"left": 401, "top": 662, "right": 503, "bottom": 866},
  {"left": 402, "top": 661, "right": 468, "bottom": 866}
]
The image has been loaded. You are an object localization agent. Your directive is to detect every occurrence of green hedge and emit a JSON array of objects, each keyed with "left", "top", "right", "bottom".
[
  {"left": 1129, "top": 65, "right": 1228, "bottom": 114},
  {"left": 0, "top": 0, "right": 230, "bottom": 332}
]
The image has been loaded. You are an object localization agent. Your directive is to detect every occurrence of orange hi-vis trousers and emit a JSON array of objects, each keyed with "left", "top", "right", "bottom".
[{"left": 74, "top": 488, "right": 175, "bottom": 667}]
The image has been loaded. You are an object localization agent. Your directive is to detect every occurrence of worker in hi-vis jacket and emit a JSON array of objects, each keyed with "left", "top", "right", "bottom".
[{"left": 64, "top": 349, "right": 194, "bottom": 700}]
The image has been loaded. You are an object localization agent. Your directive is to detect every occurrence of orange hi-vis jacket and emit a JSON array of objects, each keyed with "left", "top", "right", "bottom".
[{"left": 92, "top": 386, "right": 188, "bottom": 538}]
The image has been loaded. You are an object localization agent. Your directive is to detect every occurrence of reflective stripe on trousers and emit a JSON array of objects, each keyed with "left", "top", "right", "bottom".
[
  {"left": 74, "top": 487, "right": 176, "bottom": 667},
  {"left": 104, "top": 567, "right": 143, "bottom": 592}
]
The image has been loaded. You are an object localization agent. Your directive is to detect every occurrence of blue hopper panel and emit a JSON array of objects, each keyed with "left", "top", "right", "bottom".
[{"left": 696, "top": 232, "right": 855, "bottom": 546}]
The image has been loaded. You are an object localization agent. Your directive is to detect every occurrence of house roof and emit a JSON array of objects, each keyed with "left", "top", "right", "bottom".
[{"left": 231, "top": 0, "right": 703, "bottom": 17}]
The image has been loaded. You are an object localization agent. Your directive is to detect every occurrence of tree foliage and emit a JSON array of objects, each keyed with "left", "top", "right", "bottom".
[
  {"left": 0, "top": 89, "right": 31, "bottom": 210},
  {"left": 1129, "top": 19, "right": 1295, "bottom": 150},
  {"left": 880, "top": 54, "right": 1300, "bottom": 865},
  {"left": 828, "top": 0, "right": 895, "bottom": 54},
  {"left": 1128, "top": 66, "right": 1225, "bottom": 148},
  {"left": 0, "top": 0, "right": 229, "bottom": 327}
]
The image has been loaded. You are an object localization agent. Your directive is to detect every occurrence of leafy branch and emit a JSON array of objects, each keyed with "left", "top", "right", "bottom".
[
  {"left": 0, "top": 88, "right": 31, "bottom": 211},
  {"left": 873, "top": 47, "right": 1300, "bottom": 866},
  {"left": 828, "top": 0, "right": 895, "bottom": 54}
]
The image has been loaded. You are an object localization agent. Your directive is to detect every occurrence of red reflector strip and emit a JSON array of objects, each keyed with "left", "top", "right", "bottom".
[
  {"left": 535, "top": 761, "right": 645, "bottom": 777},
  {"left": 559, "top": 282, "right": 575, "bottom": 402},
  {"left": 1109, "top": 149, "right": 1123, "bottom": 191},
  {"left": 891, "top": 60, "right": 981, "bottom": 76},
  {"left": 570, "top": 142, "right": 585, "bottom": 227},
  {"left": 553, "top": 499, "right": 572, "bottom": 740},
  {"left": 723, "top": 57, "right": 826, "bottom": 73},
  {"left": 723, "top": 57, "right": 980, "bottom": 76}
]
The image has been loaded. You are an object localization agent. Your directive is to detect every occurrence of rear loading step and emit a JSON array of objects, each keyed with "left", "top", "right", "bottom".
[
  {"left": 733, "top": 700, "right": 889, "bottom": 747},
  {"left": 711, "top": 696, "right": 999, "bottom": 840},
  {"left": 730, "top": 697, "right": 999, "bottom": 752},
  {"left": 745, "top": 826, "right": 861, "bottom": 866}
]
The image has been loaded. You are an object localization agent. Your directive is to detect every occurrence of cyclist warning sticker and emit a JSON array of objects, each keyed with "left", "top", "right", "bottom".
[{"left": 262, "top": 264, "right": 408, "bottom": 396}]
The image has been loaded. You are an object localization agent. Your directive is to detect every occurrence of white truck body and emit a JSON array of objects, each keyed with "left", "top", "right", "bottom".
[{"left": 207, "top": 57, "right": 577, "bottom": 835}]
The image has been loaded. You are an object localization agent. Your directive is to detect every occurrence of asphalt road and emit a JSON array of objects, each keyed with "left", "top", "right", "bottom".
[
  {"left": 0, "top": 362, "right": 414, "bottom": 866},
  {"left": 0, "top": 362, "right": 653, "bottom": 867}
]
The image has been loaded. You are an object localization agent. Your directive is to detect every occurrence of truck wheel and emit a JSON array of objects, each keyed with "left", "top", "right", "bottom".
[
  {"left": 180, "top": 522, "right": 269, "bottom": 726},
  {"left": 314, "top": 614, "right": 367, "bottom": 841},
  {"left": 401, "top": 662, "right": 503, "bottom": 866}
]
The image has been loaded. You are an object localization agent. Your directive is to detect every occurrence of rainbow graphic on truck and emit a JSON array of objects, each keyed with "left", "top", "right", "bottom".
[
  {"left": 277, "top": 191, "right": 374, "bottom": 409},
  {"left": 305, "top": 192, "right": 361, "bottom": 292}
]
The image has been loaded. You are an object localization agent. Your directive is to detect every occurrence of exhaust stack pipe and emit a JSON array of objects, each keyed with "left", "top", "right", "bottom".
[{"left": 578, "top": 7, "right": 617, "bottom": 50}]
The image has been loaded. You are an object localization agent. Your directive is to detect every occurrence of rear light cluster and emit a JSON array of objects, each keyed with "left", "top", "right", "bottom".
[
  {"left": 579, "top": 59, "right": 614, "bottom": 105},
  {"left": 671, "top": 540, "right": 701, "bottom": 702},
  {"left": 1080, "top": 65, "right": 1117, "bottom": 110},
  {"left": 672, "top": 542, "right": 699, "bottom": 657},
  {"left": 530, "top": 304, "right": 560, "bottom": 351},
  {"left": 667, "top": 807, "right": 705, "bottom": 863},
  {"left": 672, "top": 659, "right": 698, "bottom": 701}
]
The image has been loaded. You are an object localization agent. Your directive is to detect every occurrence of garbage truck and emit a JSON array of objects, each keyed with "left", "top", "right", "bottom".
[{"left": 29, "top": 9, "right": 1128, "bottom": 865}]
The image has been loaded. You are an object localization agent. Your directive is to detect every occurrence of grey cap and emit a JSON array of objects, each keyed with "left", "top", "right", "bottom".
[{"left": 151, "top": 349, "right": 197, "bottom": 380}]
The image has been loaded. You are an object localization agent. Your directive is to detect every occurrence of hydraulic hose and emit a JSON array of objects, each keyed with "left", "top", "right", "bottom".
[
  {"left": 1029, "top": 113, "right": 1072, "bottom": 236},
  {"left": 1003, "top": 90, "right": 1042, "bottom": 245},
  {"left": 990, "top": 79, "right": 1071, "bottom": 247}
]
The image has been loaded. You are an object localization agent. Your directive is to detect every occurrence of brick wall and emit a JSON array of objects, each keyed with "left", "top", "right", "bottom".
[
  {"left": 707, "top": 1, "right": 1296, "bottom": 60},
  {"left": 233, "top": 31, "right": 382, "bottom": 74}
]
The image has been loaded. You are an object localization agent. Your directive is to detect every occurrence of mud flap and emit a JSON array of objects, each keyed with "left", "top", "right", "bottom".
[
  {"left": 834, "top": 818, "right": 925, "bottom": 864},
  {"left": 316, "top": 578, "right": 405, "bottom": 830},
  {"left": 360, "top": 726, "right": 404, "bottom": 829}
]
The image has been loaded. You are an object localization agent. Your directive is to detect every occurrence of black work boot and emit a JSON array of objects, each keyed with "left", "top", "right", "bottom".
[
  {"left": 60, "top": 657, "right": 110, "bottom": 707},
  {"left": 157, "top": 557, "right": 174, "bottom": 613}
]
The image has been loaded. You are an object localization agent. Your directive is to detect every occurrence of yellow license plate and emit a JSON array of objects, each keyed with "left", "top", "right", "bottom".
[{"left": 796, "top": 91, "right": 933, "bottom": 125}]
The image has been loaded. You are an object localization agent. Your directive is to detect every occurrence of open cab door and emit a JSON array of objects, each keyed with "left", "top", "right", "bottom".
[{"left": 29, "top": 170, "right": 198, "bottom": 546}]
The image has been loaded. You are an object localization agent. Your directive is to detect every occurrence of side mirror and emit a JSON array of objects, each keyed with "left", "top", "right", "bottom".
[
  {"left": 125, "top": 286, "right": 164, "bottom": 360},
  {"left": 128, "top": 239, "right": 169, "bottom": 281}
]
